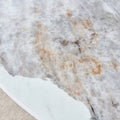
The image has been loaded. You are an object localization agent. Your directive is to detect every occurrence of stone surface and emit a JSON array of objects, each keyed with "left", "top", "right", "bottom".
[{"left": 0, "top": 0, "right": 120, "bottom": 120}]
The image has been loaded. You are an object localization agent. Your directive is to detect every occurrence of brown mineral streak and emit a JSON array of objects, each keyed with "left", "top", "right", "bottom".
[
  {"left": 80, "top": 18, "right": 93, "bottom": 29},
  {"left": 34, "top": 24, "right": 45, "bottom": 48},
  {"left": 40, "top": 48, "right": 56, "bottom": 63},
  {"left": 78, "top": 58, "right": 101, "bottom": 75},
  {"left": 82, "top": 22, "right": 88, "bottom": 29},
  {"left": 73, "top": 21, "right": 77, "bottom": 26},
  {"left": 91, "top": 59, "right": 101, "bottom": 75},
  {"left": 113, "top": 63, "right": 118, "bottom": 72},
  {"left": 33, "top": 23, "right": 57, "bottom": 64},
  {"left": 78, "top": 58, "right": 89, "bottom": 63},
  {"left": 66, "top": 11, "right": 72, "bottom": 18},
  {"left": 61, "top": 56, "right": 102, "bottom": 76}
]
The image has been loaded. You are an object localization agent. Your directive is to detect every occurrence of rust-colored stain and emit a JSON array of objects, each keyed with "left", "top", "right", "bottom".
[
  {"left": 34, "top": 25, "right": 46, "bottom": 48},
  {"left": 91, "top": 59, "right": 101, "bottom": 75},
  {"left": 34, "top": 32, "right": 40, "bottom": 51},
  {"left": 79, "top": 18, "right": 93, "bottom": 30},
  {"left": 81, "top": 22, "right": 88, "bottom": 29},
  {"left": 62, "top": 62, "right": 73, "bottom": 70},
  {"left": 113, "top": 63, "right": 118, "bottom": 72},
  {"left": 66, "top": 11, "right": 72, "bottom": 18},
  {"left": 62, "top": 56, "right": 102, "bottom": 76},
  {"left": 86, "top": 72, "right": 90, "bottom": 76},
  {"left": 34, "top": 23, "right": 46, "bottom": 52},
  {"left": 69, "top": 63, "right": 72, "bottom": 67},
  {"left": 78, "top": 58, "right": 102, "bottom": 75},
  {"left": 92, "top": 64, "right": 101, "bottom": 75},
  {"left": 73, "top": 21, "right": 77, "bottom": 26},
  {"left": 78, "top": 58, "right": 89, "bottom": 63},
  {"left": 38, "top": 48, "right": 57, "bottom": 64},
  {"left": 33, "top": 23, "right": 57, "bottom": 64}
]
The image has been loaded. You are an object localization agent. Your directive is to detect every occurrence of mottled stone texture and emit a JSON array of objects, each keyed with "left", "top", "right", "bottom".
[{"left": 0, "top": 0, "right": 120, "bottom": 120}]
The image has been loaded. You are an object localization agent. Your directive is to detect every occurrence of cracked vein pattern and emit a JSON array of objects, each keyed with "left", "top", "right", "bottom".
[{"left": 0, "top": 0, "right": 120, "bottom": 120}]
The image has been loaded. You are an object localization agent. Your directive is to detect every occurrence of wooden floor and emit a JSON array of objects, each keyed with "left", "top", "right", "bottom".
[{"left": 0, "top": 88, "right": 36, "bottom": 120}]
